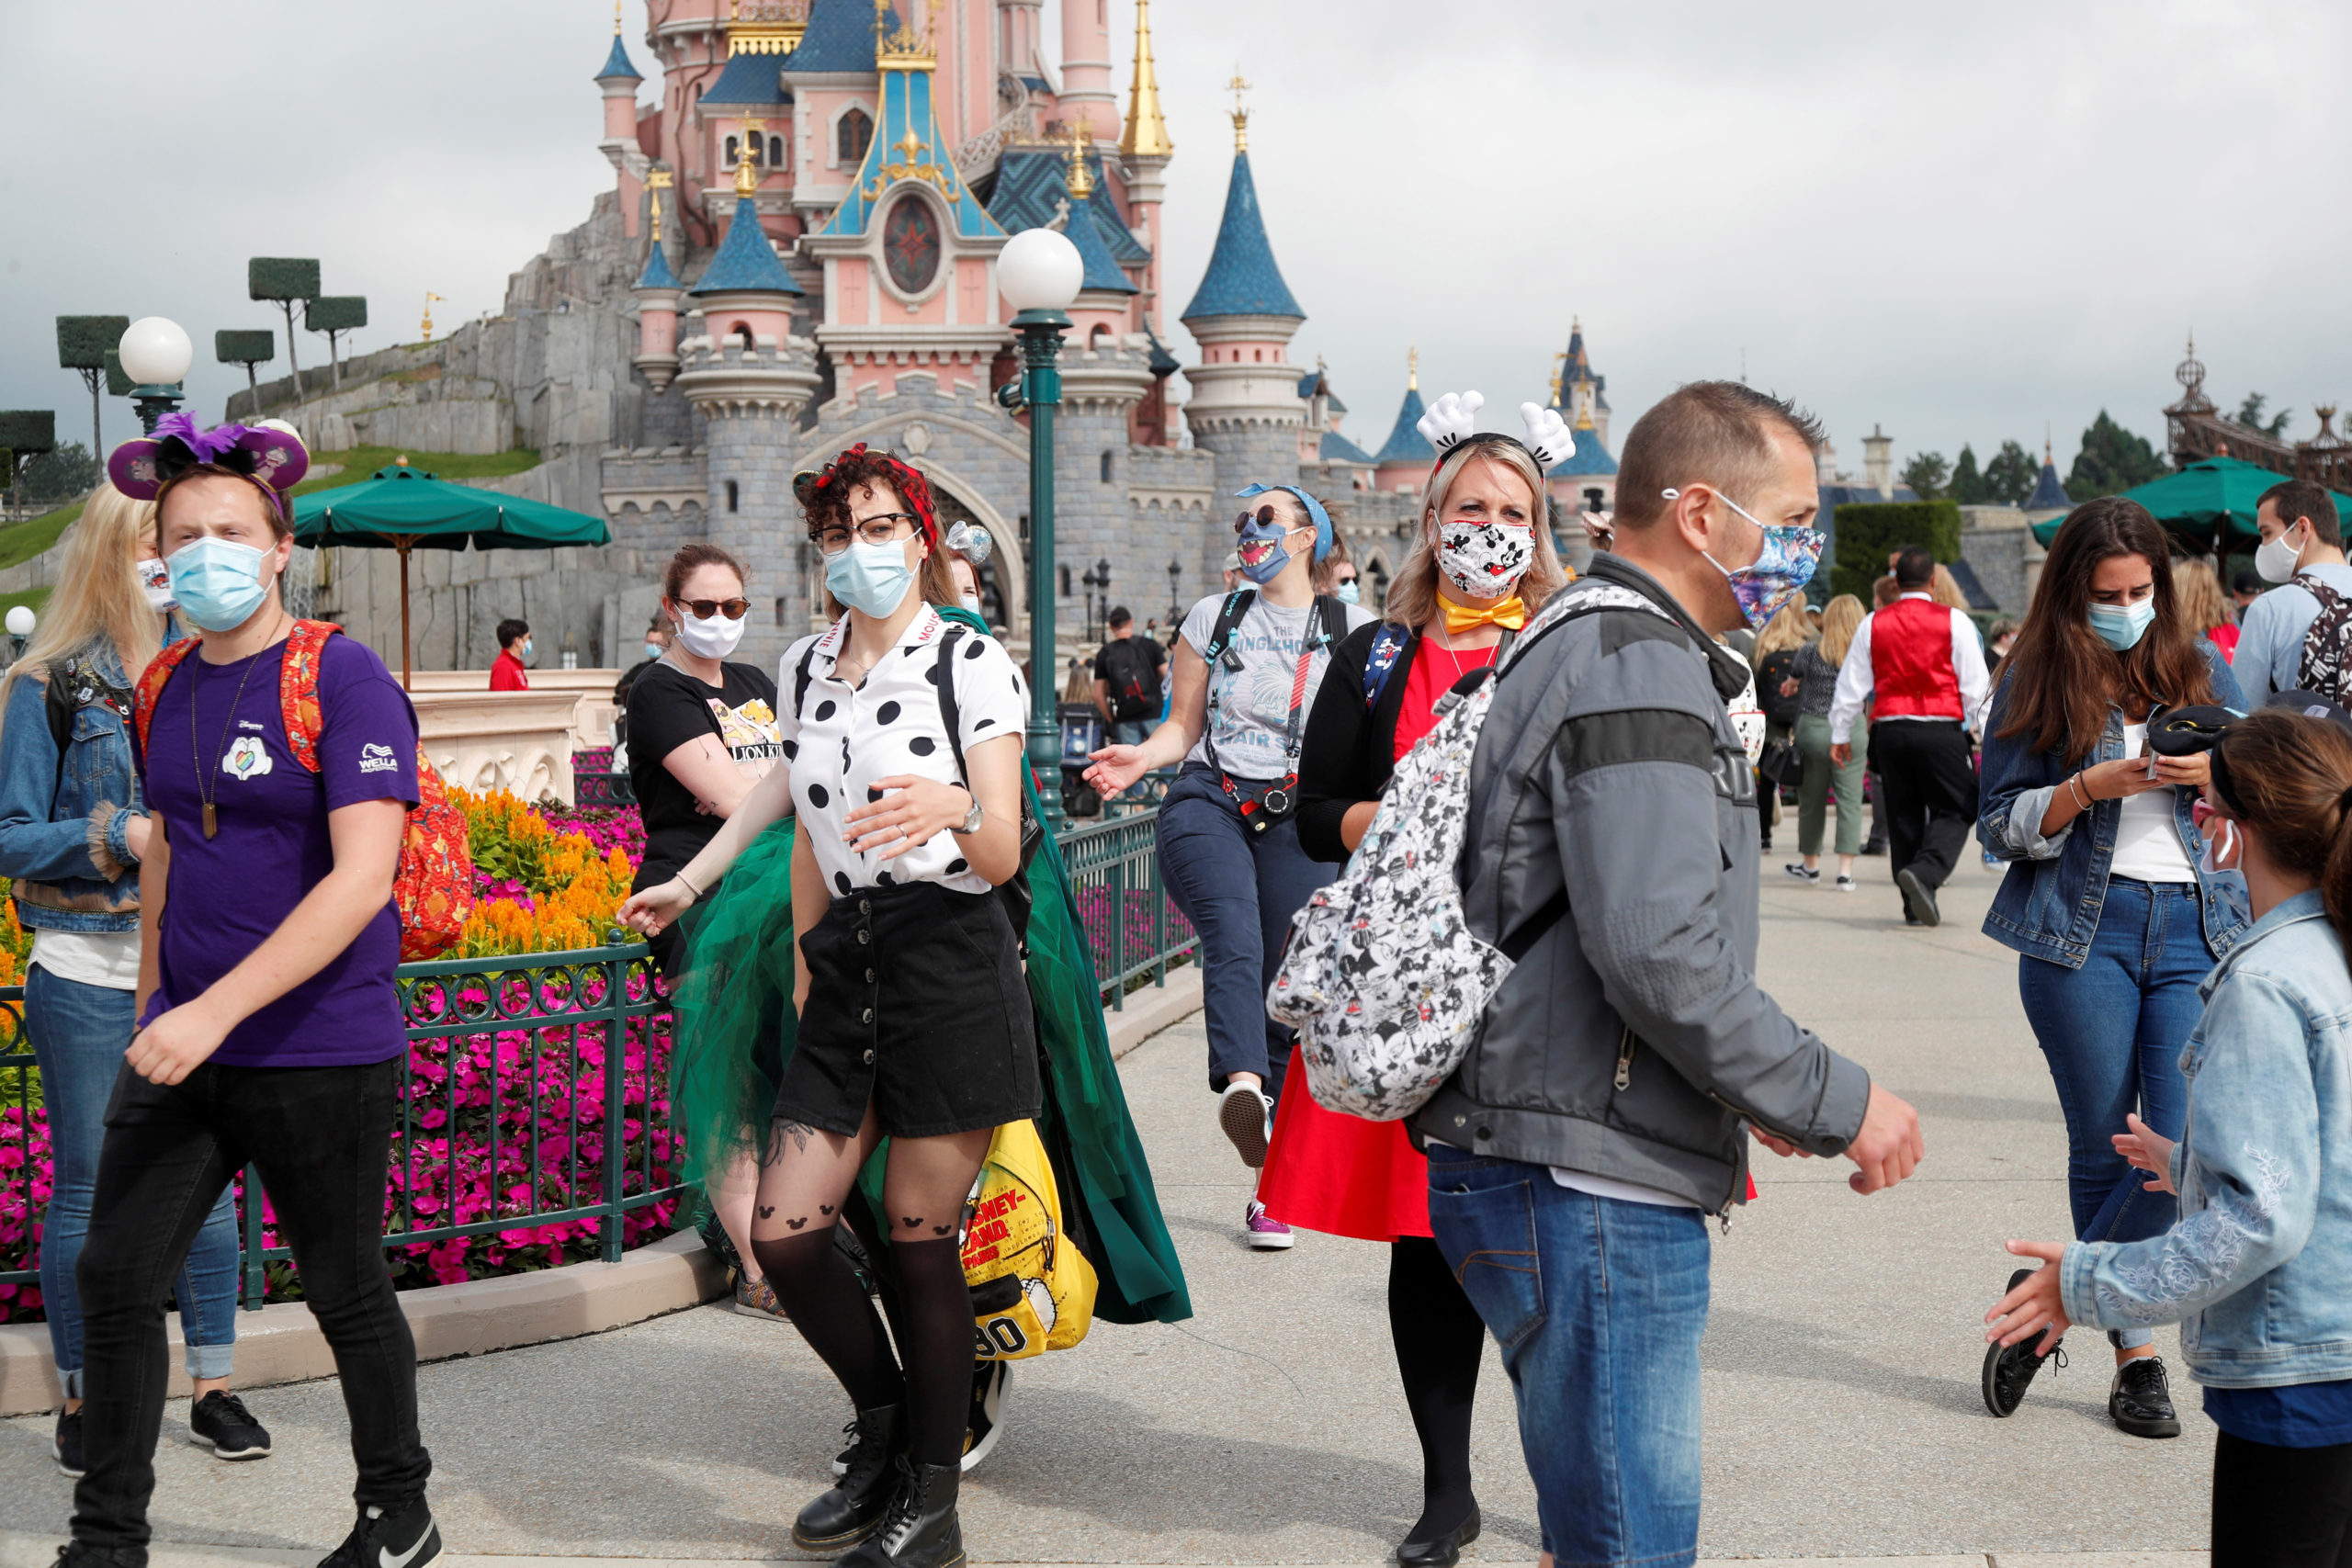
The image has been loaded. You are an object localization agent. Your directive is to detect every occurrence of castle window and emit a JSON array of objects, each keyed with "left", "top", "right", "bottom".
[
  {"left": 1253, "top": 348, "right": 1263, "bottom": 362},
  {"left": 733, "top": 323, "right": 755, "bottom": 350},
  {"left": 1100, "top": 450, "right": 1114, "bottom": 483},
  {"left": 838, "top": 108, "right": 874, "bottom": 165},
  {"left": 882, "top": 196, "right": 942, "bottom": 295},
  {"left": 724, "top": 134, "right": 739, "bottom": 168},
  {"left": 726, "top": 479, "right": 740, "bottom": 513},
  {"left": 1060, "top": 564, "right": 1073, "bottom": 598},
  {"left": 775, "top": 596, "right": 789, "bottom": 626},
  {"left": 769, "top": 134, "right": 785, "bottom": 167}
]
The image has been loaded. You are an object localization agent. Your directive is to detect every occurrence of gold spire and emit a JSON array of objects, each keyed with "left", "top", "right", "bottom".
[
  {"left": 1408, "top": 344, "right": 1418, "bottom": 392},
  {"left": 1227, "top": 69, "right": 1250, "bottom": 153},
  {"left": 1574, "top": 396, "right": 1594, "bottom": 432},
  {"left": 647, "top": 166, "right": 673, "bottom": 243},
  {"left": 734, "top": 118, "right": 763, "bottom": 197},
  {"left": 1119, "top": 0, "right": 1172, "bottom": 159},
  {"left": 1065, "top": 120, "right": 1094, "bottom": 199},
  {"left": 614, "top": 0, "right": 622, "bottom": 34},
  {"left": 1549, "top": 350, "right": 1566, "bottom": 405},
  {"left": 421, "top": 292, "right": 444, "bottom": 343}
]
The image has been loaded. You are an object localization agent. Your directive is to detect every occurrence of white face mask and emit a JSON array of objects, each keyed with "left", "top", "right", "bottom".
[
  {"left": 2199, "top": 818, "right": 2240, "bottom": 875},
  {"left": 2256, "top": 522, "right": 2308, "bottom": 585},
  {"left": 673, "top": 607, "right": 746, "bottom": 660}
]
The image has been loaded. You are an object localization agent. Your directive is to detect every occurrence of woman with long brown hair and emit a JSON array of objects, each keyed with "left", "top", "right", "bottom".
[
  {"left": 1785, "top": 592, "right": 1869, "bottom": 889},
  {"left": 1975, "top": 496, "right": 2248, "bottom": 1438}
]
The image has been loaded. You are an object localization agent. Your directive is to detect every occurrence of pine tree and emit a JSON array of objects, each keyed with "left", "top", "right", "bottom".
[
  {"left": 2066, "top": 411, "right": 2167, "bottom": 500},
  {"left": 1950, "top": 444, "right": 1988, "bottom": 504},
  {"left": 1899, "top": 451, "right": 1950, "bottom": 500},
  {"left": 1984, "top": 440, "right": 2038, "bottom": 506}
]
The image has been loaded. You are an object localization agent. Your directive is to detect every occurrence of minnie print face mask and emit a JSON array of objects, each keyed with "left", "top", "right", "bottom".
[{"left": 1436, "top": 520, "right": 1534, "bottom": 600}]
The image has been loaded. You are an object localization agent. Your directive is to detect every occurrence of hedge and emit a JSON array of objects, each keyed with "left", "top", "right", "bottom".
[{"left": 1830, "top": 500, "right": 1962, "bottom": 604}]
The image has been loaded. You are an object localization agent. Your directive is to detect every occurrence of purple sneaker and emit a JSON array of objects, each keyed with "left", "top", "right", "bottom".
[{"left": 1244, "top": 1199, "right": 1294, "bottom": 1250}]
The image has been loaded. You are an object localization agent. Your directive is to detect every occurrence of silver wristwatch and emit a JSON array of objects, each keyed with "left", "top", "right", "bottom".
[{"left": 955, "top": 792, "right": 985, "bottom": 836}]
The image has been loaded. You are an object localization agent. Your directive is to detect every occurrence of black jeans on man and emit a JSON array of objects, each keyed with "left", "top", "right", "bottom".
[
  {"left": 1868, "top": 718, "right": 1978, "bottom": 892},
  {"left": 72, "top": 1056, "right": 430, "bottom": 1555}
]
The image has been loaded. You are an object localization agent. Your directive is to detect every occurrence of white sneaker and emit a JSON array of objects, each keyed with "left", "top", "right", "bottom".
[
  {"left": 1834, "top": 874, "right": 1858, "bottom": 893},
  {"left": 1218, "top": 1081, "right": 1273, "bottom": 1168}
]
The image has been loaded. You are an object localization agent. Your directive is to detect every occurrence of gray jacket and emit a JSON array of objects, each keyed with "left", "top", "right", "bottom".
[{"left": 1414, "top": 555, "right": 1872, "bottom": 1215}]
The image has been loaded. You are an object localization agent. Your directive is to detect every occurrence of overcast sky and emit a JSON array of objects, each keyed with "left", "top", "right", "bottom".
[{"left": 6, "top": 1, "right": 2347, "bottom": 479}]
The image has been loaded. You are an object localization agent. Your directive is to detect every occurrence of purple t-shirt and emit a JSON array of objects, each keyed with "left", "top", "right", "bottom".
[{"left": 136, "top": 634, "right": 421, "bottom": 1067}]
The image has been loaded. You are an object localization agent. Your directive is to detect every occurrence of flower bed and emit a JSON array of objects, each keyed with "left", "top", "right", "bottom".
[{"left": 0, "top": 791, "right": 673, "bottom": 1322}]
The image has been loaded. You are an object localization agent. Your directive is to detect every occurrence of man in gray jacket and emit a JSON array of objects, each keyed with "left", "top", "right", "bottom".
[{"left": 1418, "top": 381, "right": 1923, "bottom": 1568}]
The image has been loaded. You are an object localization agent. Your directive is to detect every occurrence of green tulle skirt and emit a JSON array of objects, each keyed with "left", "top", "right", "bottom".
[{"left": 669, "top": 613, "right": 1191, "bottom": 1326}]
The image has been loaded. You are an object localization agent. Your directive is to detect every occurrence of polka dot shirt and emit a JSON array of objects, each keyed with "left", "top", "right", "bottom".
[{"left": 777, "top": 604, "right": 1028, "bottom": 898}]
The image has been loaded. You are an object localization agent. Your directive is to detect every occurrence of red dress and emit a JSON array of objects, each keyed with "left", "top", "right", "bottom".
[{"left": 1257, "top": 634, "right": 1498, "bottom": 1241}]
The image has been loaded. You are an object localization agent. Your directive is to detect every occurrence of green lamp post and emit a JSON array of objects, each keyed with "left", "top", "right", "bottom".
[{"left": 992, "top": 227, "right": 1086, "bottom": 823}]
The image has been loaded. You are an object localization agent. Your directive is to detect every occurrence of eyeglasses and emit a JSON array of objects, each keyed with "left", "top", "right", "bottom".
[
  {"left": 678, "top": 597, "right": 752, "bottom": 621},
  {"left": 810, "top": 513, "right": 921, "bottom": 554},
  {"left": 1234, "top": 504, "right": 1302, "bottom": 535}
]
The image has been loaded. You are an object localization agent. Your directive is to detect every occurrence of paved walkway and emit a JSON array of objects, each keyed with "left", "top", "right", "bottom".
[{"left": 0, "top": 854, "right": 2219, "bottom": 1563}]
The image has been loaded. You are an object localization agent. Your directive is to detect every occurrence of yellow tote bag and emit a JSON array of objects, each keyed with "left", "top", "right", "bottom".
[{"left": 960, "top": 1119, "right": 1097, "bottom": 1359}]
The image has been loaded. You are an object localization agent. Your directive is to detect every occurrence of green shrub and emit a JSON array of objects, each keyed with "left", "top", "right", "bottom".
[{"left": 1831, "top": 500, "right": 1962, "bottom": 603}]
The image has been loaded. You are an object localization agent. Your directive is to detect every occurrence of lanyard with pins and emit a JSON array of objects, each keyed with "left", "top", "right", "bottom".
[{"left": 190, "top": 622, "right": 281, "bottom": 840}]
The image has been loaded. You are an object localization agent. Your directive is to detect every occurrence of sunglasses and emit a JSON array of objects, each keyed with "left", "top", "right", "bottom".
[
  {"left": 678, "top": 597, "right": 752, "bottom": 621},
  {"left": 1234, "top": 504, "right": 1303, "bottom": 535}
]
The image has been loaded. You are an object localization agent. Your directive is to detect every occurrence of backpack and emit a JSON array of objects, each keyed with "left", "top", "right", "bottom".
[
  {"left": 1357, "top": 624, "right": 1517, "bottom": 713},
  {"left": 961, "top": 1117, "right": 1099, "bottom": 1359},
  {"left": 132, "top": 620, "right": 476, "bottom": 962},
  {"left": 1266, "top": 582, "right": 1678, "bottom": 1122},
  {"left": 1098, "top": 637, "right": 1159, "bottom": 721},
  {"left": 2295, "top": 578, "right": 2352, "bottom": 705}
]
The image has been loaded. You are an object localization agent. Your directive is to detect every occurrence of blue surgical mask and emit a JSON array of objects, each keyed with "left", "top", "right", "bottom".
[
  {"left": 1335, "top": 581, "right": 1361, "bottom": 604},
  {"left": 826, "top": 537, "right": 916, "bottom": 617},
  {"left": 519, "top": 638, "right": 534, "bottom": 661},
  {"left": 165, "top": 536, "right": 273, "bottom": 633},
  {"left": 2087, "top": 598, "right": 2156, "bottom": 650},
  {"left": 643, "top": 641, "right": 664, "bottom": 661}
]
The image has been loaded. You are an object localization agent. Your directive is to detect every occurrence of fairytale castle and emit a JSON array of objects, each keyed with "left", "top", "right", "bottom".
[{"left": 250, "top": 0, "right": 1617, "bottom": 673}]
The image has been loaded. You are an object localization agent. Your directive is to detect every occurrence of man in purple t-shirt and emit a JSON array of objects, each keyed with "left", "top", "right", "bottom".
[{"left": 60, "top": 434, "right": 445, "bottom": 1568}]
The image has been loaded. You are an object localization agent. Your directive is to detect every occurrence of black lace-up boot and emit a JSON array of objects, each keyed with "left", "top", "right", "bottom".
[
  {"left": 837, "top": 1457, "right": 965, "bottom": 1568},
  {"left": 1982, "top": 1268, "right": 2066, "bottom": 1416},
  {"left": 794, "top": 1404, "right": 904, "bottom": 1551},
  {"left": 2110, "top": 1354, "right": 2182, "bottom": 1438}
]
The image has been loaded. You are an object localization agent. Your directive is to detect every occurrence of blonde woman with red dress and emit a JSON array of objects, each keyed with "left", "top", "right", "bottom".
[{"left": 1279, "top": 400, "right": 1573, "bottom": 1568}]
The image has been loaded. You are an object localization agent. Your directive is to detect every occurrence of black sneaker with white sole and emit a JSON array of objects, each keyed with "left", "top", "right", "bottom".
[
  {"left": 1895, "top": 868, "right": 1941, "bottom": 928},
  {"left": 317, "top": 1495, "right": 442, "bottom": 1568},
  {"left": 53, "top": 1407, "right": 85, "bottom": 1478},
  {"left": 2110, "top": 1355, "right": 2183, "bottom": 1438},
  {"left": 189, "top": 1390, "right": 272, "bottom": 1460},
  {"left": 1982, "top": 1268, "right": 2065, "bottom": 1416},
  {"left": 1783, "top": 863, "right": 1820, "bottom": 884},
  {"left": 1217, "top": 1082, "right": 1272, "bottom": 1168}
]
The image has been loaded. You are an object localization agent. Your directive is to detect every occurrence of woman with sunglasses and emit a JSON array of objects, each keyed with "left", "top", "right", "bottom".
[
  {"left": 1272, "top": 432, "right": 1566, "bottom": 1565},
  {"left": 623, "top": 542, "right": 784, "bottom": 1316},
  {"left": 1085, "top": 484, "right": 1371, "bottom": 1247},
  {"left": 1976, "top": 496, "right": 2247, "bottom": 1438}
]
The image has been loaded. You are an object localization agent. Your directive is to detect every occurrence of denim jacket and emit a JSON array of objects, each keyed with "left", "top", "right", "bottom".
[
  {"left": 1976, "top": 639, "right": 2248, "bottom": 968},
  {"left": 0, "top": 636, "right": 156, "bottom": 932},
  {"left": 2059, "top": 889, "right": 2352, "bottom": 1387}
]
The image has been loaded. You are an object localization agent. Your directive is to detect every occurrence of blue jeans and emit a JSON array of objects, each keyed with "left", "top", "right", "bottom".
[
  {"left": 1156, "top": 764, "right": 1338, "bottom": 1098},
  {"left": 1426, "top": 1145, "right": 1710, "bottom": 1568},
  {"left": 1108, "top": 718, "right": 1154, "bottom": 748},
  {"left": 28, "top": 965, "right": 239, "bottom": 1397},
  {"left": 2017, "top": 876, "right": 2203, "bottom": 1350}
]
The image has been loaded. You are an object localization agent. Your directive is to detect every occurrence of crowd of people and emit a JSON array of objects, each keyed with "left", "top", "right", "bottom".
[{"left": 12, "top": 394, "right": 2352, "bottom": 1568}]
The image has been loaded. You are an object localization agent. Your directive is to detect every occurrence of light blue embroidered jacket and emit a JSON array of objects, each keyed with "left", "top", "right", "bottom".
[{"left": 2058, "top": 888, "right": 2352, "bottom": 1387}]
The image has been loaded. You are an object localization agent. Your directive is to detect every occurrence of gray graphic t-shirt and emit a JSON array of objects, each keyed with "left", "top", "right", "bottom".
[{"left": 1181, "top": 591, "right": 1374, "bottom": 780}]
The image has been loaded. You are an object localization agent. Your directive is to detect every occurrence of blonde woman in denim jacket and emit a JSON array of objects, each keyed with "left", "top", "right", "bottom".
[
  {"left": 0, "top": 485, "right": 269, "bottom": 1477},
  {"left": 1976, "top": 500, "right": 2247, "bottom": 1438},
  {"left": 1991, "top": 706, "right": 2352, "bottom": 1566}
]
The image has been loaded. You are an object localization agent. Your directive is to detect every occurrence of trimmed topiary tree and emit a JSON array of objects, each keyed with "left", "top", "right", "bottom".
[
  {"left": 249, "top": 258, "right": 321, "bottom": 400},
  {"left": 0, "top": 412, "right": 56, "bottom": 518},
  {"left": 303, "top": 296, "right": 367, "bottom": 391},
  {"left": 216, "top": 329, "right": 277, "bottom": 411},
  {"left": 1830, "top": 499, "right": 1962, "bottom": 604},
  {"left": 56, "top": 315, "right": 129, "bottom": 464}
]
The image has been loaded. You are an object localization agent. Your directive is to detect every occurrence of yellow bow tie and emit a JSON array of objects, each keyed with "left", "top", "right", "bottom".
[{"left": 1441, "top": 594, "right": 1528, "bottom": 635}]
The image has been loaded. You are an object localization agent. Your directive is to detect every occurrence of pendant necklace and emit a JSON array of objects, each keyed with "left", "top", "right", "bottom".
[{"left": 191, "top": 618, "right": 284, "bottom": 840}]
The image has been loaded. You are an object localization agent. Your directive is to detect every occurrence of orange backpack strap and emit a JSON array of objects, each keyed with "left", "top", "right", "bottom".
[
  {"left": 130, "top": 638, "right": 203, "bottom": 762},
  {"left": 277, "top": 620, "right": 344, "bottom": 775}
]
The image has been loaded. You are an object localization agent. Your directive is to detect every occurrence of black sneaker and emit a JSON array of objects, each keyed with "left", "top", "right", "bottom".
[
  {"left": 961, "top": 1359, "right": 1010, "bottom": 1472},
  {"left": 318, "top": 1495, "right": 442, "bottom": 1568},
  {"left": 51, "top": 1544, "right": 143, "bottom": 1568},
  {"left": 189, "top": 1390, "right": 272, "bottom": 1461},
  {"left": 1982, "top": 1268, "right": 2065, "bottom": 1416},
  {"left": 1896, "top": 868, "right": 1940, "bottom": 928},
  {"left": 1783, "top": 863, "right": 1820, "bottom": 884},
  {"left": 2110, "top": 1355, "right": 2183, "bottom": 1438},
  {"left": 53, "top": 1407, "right": 85, "bottom": 1478}
]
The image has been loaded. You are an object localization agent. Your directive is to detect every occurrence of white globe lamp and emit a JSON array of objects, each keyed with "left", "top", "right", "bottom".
[
  {"left": 998, "top": 228, "right": 1083, "bottom": 317},
  {"left": 119, "top": 317, "right": 194, "bottom": 387},
  {"left": 6, "top": 606, "right": 36, "bottom": 638}
]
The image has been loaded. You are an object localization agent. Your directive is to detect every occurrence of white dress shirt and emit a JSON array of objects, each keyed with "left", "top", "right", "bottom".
[{"left": 1827, "top": 593, "right": 1991, "bottom": 745}]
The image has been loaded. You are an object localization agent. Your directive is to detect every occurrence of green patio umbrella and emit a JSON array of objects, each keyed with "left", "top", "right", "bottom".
[
  {"left": 2030, "top": 456, "right": 2352, "bottom": 550},
  {"left": 291, "top": 459, "right": 610, "bottom": 689}
]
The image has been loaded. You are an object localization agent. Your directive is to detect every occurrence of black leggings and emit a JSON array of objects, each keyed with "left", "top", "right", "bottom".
[
  {"left": 1390, "top": 1235, "right": 1487, "bottom": 1535},
  {"left": 2214, "top": 1428, "right": 2352, "bottom": 1566}
]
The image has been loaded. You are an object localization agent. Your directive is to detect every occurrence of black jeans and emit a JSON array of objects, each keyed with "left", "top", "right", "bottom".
[
  {"left": 1869, "top": 719, "right": 1978, "bottom": 891},
  {"left": 2213, "top": 1428, "right": 2352, "bottom": 1567},
  {"left": 72, "top": 1056, "right": 431, "bottom": 1556}
]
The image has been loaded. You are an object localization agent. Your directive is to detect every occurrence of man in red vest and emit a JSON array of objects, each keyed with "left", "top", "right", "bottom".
[{"left": 1827, "top": 546, "right": 1988, "bottom": 926}]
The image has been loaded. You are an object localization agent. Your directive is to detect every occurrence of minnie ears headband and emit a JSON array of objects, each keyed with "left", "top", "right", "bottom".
[
  {"left": 1414, "top": 391, "right": 1576, "bottom": 477},
  {"left": 107, "top": 413, "right": 311, "bottom": 516},
  {"left": 791, "top": 444, "right": 939, "bottom": 542}
]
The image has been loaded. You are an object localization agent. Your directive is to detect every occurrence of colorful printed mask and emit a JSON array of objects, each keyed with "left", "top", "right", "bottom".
[{"left": 1668, "top": 488, "right": 1823, "bottom": 629}]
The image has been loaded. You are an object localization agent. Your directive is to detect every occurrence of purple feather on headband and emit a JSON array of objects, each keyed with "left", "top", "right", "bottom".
[{"left": 153, "top": 412, "right": 254, "bottom": 464}]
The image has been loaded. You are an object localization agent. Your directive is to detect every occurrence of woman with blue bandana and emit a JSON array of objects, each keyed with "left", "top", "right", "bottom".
[{"left": 1086, "top": 484, "right": 1372, "bottom": 1248}]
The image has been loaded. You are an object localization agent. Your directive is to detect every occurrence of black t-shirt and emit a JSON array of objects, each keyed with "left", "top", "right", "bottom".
[
  {"left": 1091, "top": 634, "right": 1169, "bottom": 719},
  {"left": 625, "top": 659, "right": 782, "bottom": 879}
]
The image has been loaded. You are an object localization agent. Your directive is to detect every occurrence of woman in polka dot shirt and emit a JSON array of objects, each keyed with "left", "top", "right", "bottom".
[{"left": 622, "top": 444, "right": 1031, "bottom": 1565}]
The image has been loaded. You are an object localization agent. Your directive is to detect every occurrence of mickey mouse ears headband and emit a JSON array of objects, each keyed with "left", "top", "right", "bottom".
[
  {"left": 107, "top": 414, "right": 310, "bottom": 517},
  {"left": 792, "top": 443, "right": 939, "bottom": 543},
  {"left": 1415, "top": 391, "right": 1576, "bottom": 477}
]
